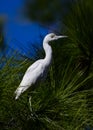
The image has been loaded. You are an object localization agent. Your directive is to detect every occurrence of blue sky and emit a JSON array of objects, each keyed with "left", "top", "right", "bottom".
[{"left": 0, "top": 0, "right": 49, "bottom": 59}]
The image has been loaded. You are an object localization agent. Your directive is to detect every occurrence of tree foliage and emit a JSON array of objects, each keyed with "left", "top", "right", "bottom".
[
  {"left": 25, "top": 0, "right": 71, "bottom": 24},
  {"left": 0, "top": 56, "right": 93, "bottom": 130},
  {"left": 63, "top": 0, "right": 93, "bottom": 75}
]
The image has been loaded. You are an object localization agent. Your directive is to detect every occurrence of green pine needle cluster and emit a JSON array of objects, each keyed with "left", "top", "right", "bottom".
[{"left": 0, "top": 56, "right": 93, "bottom": 130}]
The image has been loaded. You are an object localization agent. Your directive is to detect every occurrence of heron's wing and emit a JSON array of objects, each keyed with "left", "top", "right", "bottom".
[
  {"left": 15, "top": 62, "right": 44, "bottom": 99},
  {"left": 19, "top": 60, "right": 43, "bottom": 86},
  {"left": 26, "top": 59, "right": 43, "bottom": 73}
]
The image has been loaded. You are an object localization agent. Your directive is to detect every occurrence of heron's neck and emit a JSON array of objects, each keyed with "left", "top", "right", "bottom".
[{"left": 43, "top": 41, "right": 52, "bottom": 65}]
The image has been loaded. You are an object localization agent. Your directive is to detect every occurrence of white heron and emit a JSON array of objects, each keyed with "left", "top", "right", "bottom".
[{"left": 15, "top": 33, "right": 67, "bottom": 100}]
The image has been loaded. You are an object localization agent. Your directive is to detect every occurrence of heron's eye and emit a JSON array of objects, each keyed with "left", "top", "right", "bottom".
[{"left": 51, "top": 35, "right": 55, "bottom": 38}]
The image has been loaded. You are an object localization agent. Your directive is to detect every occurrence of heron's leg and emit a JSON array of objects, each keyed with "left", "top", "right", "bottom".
[
  {"left": 29, "top": 96, "right": 39, "bottom": 119},
  {"left": 29, "top": 96, "right": 33, "bottom": 113}
]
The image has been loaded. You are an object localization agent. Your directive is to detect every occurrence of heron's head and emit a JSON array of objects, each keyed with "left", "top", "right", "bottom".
[{"left": 44, "top": 33, "right": 67, "bottom": 43}]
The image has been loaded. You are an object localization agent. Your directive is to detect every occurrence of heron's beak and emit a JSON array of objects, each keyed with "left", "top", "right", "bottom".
[
  {"left": 58, "top": 36, "right": 68, "bottom": 38},
  {"left": 55, "top": 35, "right": 68, "bottom": 40}
]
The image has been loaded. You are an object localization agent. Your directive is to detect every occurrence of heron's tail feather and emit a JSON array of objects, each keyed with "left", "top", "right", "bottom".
[
  {"left": 15, "top": 85, "right": 30, "bottom": 100},
  {"left": 15, "top": 86, "right": 24, "bottom": 100}
]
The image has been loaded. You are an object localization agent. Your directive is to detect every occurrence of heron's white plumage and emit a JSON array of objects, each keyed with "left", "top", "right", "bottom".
[{"left": 15, "top": 33, "right": 67, "bottom": 100}]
